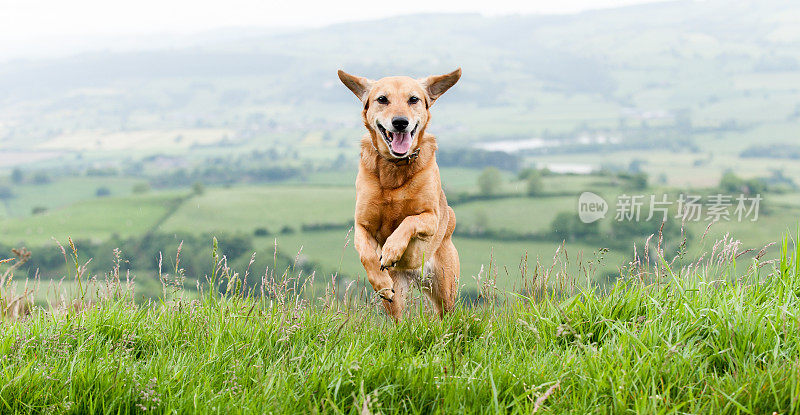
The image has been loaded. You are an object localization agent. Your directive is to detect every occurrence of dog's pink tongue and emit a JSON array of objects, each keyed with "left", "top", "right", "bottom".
[{"left": 392, "top": 132, "right": 412, "bottom": 154}]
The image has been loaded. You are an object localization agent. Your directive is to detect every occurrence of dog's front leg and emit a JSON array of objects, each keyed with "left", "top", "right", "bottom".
[
  {"left": 354, "top": 224, "right": 395, "bottom": 302},
  {"left": 380, "top": 212, "right": 437, "bottom": 270}
]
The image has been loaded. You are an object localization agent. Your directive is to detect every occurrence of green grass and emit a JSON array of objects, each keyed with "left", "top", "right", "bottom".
[
  {"left": 1, "top": 232, "right": 799, "bottom": 413},
  {"left": 7, "top": 278, "right": 171, "bottom": 306}
]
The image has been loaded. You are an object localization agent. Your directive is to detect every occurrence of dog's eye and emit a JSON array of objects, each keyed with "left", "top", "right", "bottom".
[
  {"left": 408, "top": 96, "right": 420, "bottom": 104},
  {"left": 376, "top": 96, "right": 389, "bottom": 104}
]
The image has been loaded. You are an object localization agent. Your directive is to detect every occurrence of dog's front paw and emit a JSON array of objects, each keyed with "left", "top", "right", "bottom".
[
  {"left": 372, "top": 276, "right": 395, "bottom": 302},
  {"left": 378, "top": 287, "right": 395, "bottom": 302},
  {"left": 367, "top": 269, "right": 395, "bottom": 302},
  {"left": 380, "top": 240, "right": 405, "bottom": 270}
]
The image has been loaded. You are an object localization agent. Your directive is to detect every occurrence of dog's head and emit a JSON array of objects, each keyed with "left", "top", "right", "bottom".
[{"left": 338, "top": 68, "right": 461, "bottom": 159}]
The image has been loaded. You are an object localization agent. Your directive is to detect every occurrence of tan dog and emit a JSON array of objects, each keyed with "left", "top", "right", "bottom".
[{"left": 338, "top": 68, "right": 461, "bottom": 321}]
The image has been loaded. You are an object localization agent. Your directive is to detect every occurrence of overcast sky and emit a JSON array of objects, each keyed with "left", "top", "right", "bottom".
[{"left": 1, "top": 0, "right": 664, "bottom": 60}]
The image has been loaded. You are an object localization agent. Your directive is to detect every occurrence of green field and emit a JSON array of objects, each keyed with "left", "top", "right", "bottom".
[
  {"left": 2, "top": 174, "right": 798, "bottom": 295},
  {"left": 0, "top": 192, "right": 183, "bottom": 245},
  {"left": 0, "top": 177, "right": 146, "bottom": 218},
  {"left": 455, "top": 197, "right": 575, "bottom": 234},
  {"left": 161, "top": 186, "right": 355, "bottom": 235}
]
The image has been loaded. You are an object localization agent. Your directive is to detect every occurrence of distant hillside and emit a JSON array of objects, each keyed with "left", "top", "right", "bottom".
[{"left": 1, "top": 0, "right": 799, "bottom": 149}]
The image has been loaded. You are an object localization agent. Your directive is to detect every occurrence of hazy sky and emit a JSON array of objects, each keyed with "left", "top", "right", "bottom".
[
  {"left": 1, "top": 0, "right": 664, "bottom": 60},
  {"left": 2, "top": 0, "right": 665, "bottom": 37}
]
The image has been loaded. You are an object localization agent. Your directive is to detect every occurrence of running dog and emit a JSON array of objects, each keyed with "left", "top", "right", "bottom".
[{"left": 338, "top": 68, "right": 461, "bottom": 321}]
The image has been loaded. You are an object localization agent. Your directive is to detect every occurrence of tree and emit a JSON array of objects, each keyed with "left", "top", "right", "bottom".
[
  {"left": 551, "top": 212, "right": 575, "bottom": 241},
  {"left": 550, "top": 211, "right": 599, "bottom": 242},
  {"left": 95, "top": 187, "right": 111, "bottom": 197},
  {"left": 132, "top": 183, "right": 151, "bottom": 194},
  {"left": 630, "top": 172, "right": 648, "bottom": 190},
  {"left": 615, "top": 171, "right": 648, "bottom": 190},
  {"left": 11, "top": 168, "right": 23, "bottom": 184},
  {"left": 719, "top": 171, "right": 742, "bottom": 193},
  {"left": 628, "top": 159, "right": 645, "bottom": 174},
  {"left": 719, "top": 171, "right": 766, "bottom": 195},
  {"left": 0, "top": 185, "right": 14, "bottom": 200},
  {"left": 192, "top": 181, "right": 206, "bottom": 196},
  {"left": 525, "top": 173, "right": 544, "bottom": 197},
  {"left": 610, "top": 215, "right": 685, "bottom": 248},
  {"left": 32, "top": 172, "right": 51, "bottom": 185},
  {"left": 477, "top": 167, "right": 502, "bottom": 196},
  {"left": 766, "top": 168, "right": 796, "bottom": 189},
  {"left": 473, "top": 210, "right": 489, "bottom": 234},
  {"left": 216, "top": 234, "right": 254, "bottom": 261}
]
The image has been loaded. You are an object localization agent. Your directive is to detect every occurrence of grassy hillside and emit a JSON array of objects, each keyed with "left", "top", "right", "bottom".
[{"left": 1, "top": 232, "right": 799, "bottom": 413}]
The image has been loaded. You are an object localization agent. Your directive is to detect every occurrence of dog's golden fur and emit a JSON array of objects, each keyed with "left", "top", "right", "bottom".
[{"left": 338, "top": 68, "right": 462, "bottom": 321}]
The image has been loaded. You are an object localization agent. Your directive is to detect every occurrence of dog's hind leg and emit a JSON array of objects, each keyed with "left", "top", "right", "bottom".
[
  {"left": 424, "top": 238, "right": 460, "bottom": 318},
  {"left": 381, "top": 271, "right": 412, "bottom": 322}
]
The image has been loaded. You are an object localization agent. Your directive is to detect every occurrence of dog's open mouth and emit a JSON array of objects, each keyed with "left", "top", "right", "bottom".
[{"left": 377, "top": 123, "right": 417, "bottom": 157}]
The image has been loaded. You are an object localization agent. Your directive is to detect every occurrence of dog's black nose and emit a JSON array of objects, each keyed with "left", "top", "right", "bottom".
[{"left": 391, "top": 117, "right": 409, "bottom": 131}]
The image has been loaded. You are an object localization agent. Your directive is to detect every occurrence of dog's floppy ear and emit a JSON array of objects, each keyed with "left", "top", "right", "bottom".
[
  {"left": 420, "top": 68, "right": 461, "bottom": 104},
  {"left": 338, "top": 70, "right": 373, "bottom": 103}
]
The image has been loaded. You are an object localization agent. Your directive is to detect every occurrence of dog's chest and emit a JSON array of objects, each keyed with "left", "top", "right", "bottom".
[
  {"left": 375, "top": 193, "right": 414, "bottom": 233},
  {"left": 356, "top": 166, "right": 438, "bottom": 242}
]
